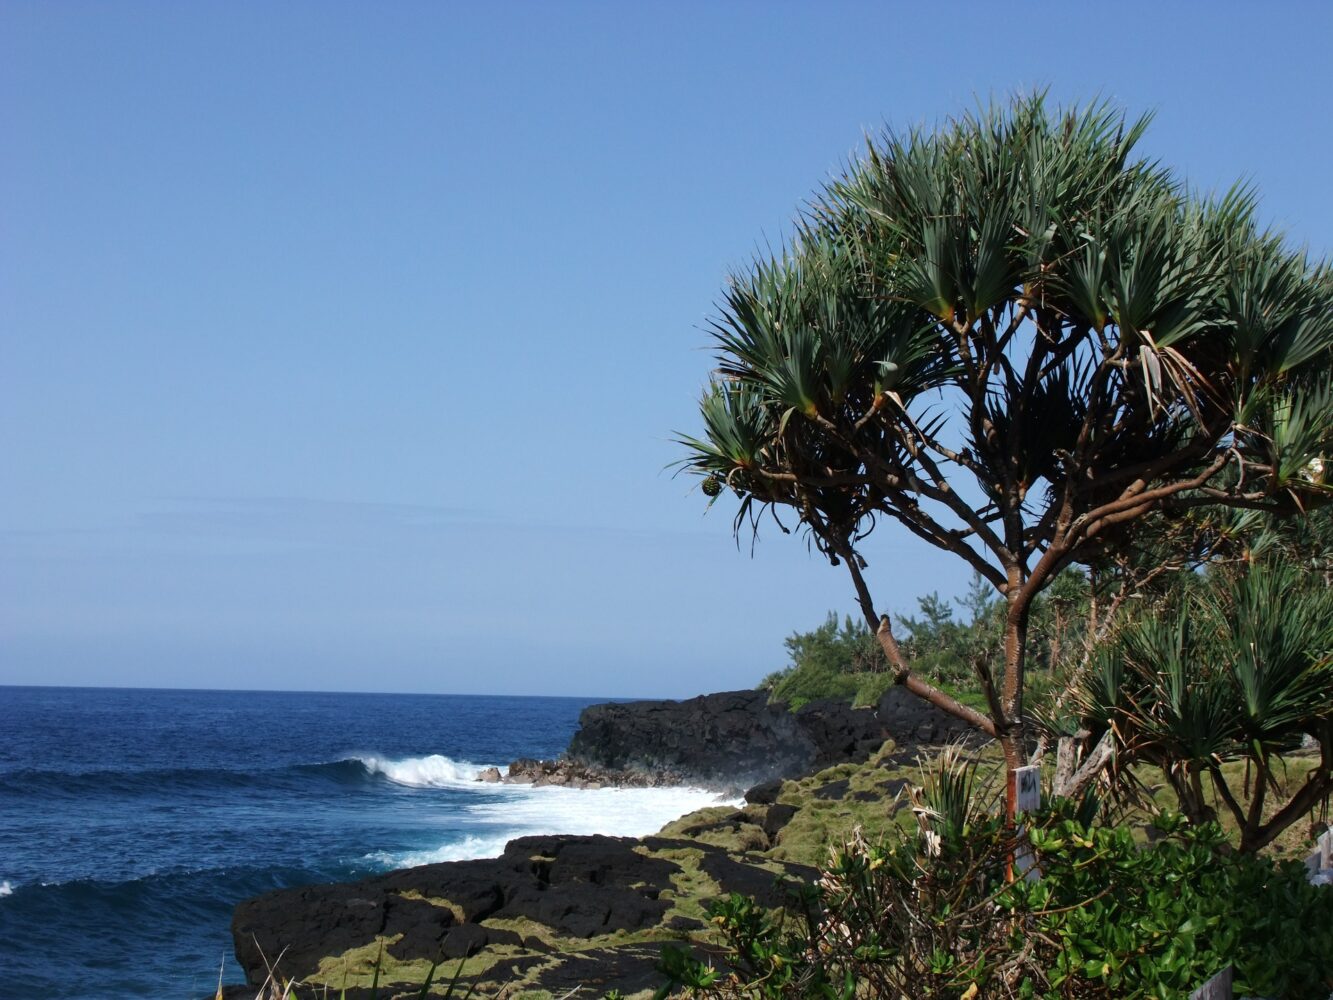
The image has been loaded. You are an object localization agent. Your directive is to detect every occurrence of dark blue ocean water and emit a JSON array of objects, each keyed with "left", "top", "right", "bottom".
[{"left": 0, "top": 687, "right": 719, "bottom": 1000}]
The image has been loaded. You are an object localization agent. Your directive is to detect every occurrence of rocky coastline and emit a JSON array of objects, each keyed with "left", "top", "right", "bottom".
[
  {"left": 222, "top": 687, "right": 975, "bottom": 998},
  {"left": 475, "top": 757, "right": 690, "bottom": 789},
  {"left": 474, "top": 688, "right": 972, "bottom": 794}
]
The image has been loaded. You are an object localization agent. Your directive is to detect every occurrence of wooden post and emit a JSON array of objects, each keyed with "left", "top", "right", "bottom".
[
  {"left": 1189, "top": 965, "right": 1233, "bottom": 1000},
  {"left": 1010, "top": 765, "right": 1041, "bottom": 881}
]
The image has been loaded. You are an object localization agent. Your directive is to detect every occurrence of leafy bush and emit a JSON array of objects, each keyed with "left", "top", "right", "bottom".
[
  {"left": 762, "top": 572, "right": 1087, "bottom": 712},
  {"left": 660, "top": 804, "right": 1333, "bottom": 999},
  {"left": 762, "top": 613, "right": 881, "bottom": 708}
]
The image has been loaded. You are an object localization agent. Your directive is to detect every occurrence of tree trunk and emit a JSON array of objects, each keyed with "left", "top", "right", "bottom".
[
  {"left": 1052, "top": 731, "right": 1115, "bottom": 801},
  {"left": 1165, "top": 762, "right": 1215, "bottom": 826},
  {"left": 1000, "top": 731, "right": 1027, "bottom": 820},
  {"left": 1000, "top": 588, "right": 1032, "bottom": 820}
]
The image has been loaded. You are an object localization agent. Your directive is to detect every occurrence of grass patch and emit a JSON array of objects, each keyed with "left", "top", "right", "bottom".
[
  {"left": 1111, "top": 752, "right": 1327, "bottom": 861},
  {"left": 391, "top": 889, "right": 465, "bottom": 923},
  {"left": 654, "top": 739, "right": 1325, "bottom": 870},
  {"left": 309, "top": 935, "right": 426, "bottom": 988},
  {"left": 646, "top": 844, "right": 725, "bottom": 927}
]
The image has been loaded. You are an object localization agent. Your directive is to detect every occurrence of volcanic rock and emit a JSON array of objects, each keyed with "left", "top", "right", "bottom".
[
  {"left": 876, "top": 687, "right": 976, "bottom": 746},
  {"left": 563, "top": 687, "right": 974, "bottom": 791},
  {"left": 231, "top": 833, "right": 813, "bottom": 997}
]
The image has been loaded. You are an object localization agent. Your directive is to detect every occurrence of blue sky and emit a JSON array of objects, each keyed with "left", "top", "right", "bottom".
[{"left": 3, "top": 1, "right": 1331, "bottom": 697}]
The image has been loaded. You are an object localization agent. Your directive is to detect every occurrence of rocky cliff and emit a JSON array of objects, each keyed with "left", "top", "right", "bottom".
[
  {"left": 565, "top": 687, "right": 972, "bottom": 789},
  {"left": 223, "top": 687, "right": 978, "bottom": 998}
]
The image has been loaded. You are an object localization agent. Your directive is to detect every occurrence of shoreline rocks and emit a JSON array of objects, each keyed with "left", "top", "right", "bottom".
[
  {"left": 482, "top": 756, "right": 690, "bottom": 789},
  {"left": 492, "top": 687, "right": 976, "bottom": 794},
  {"left": 229, "top": 832, "right": 816, "bottom": 998},
  {"left": 226, "top": 686, "right": 982, "bottom": 997}
]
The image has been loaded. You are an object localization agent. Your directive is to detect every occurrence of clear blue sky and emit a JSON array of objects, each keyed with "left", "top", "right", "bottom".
[{"left": 3, "top": 1, "right": 1330, "bottom": 697}]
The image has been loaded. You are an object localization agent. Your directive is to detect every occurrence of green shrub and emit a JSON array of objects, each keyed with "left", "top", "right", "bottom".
[
  {"left": 660, "top": 804, "right": 1333, "bottom": 999},
  {"left": 761, "top": 573, "right": 1085, "bottom": 713},
  {"left": 762, "top": 613, "right": 881, "bottom": 708}
]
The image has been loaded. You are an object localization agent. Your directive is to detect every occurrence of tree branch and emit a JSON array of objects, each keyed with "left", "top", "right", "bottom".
[
  {"left": 1068, "top": 453, "right": 1232, "bottom": 549},
  {"left": 1208, "top": 762, "right": 1250, "bottom": 831},
  {"left": 840, "top": 553, "right": 998, "bottom": 738},
  {"left": 1244, "top": 739, "right": 1333, "bottom": 853},
  {"left": 1054, "top": 730, "right": 1116, "bottom": 801},
  {"left": 805, "top": 405, "right": 1013, "bottom": 573},
  {"left": 877, "top": 499, "right": 1008, "bottom": 591}
]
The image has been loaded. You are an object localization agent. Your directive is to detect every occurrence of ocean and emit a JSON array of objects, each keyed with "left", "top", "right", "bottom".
[{"left": 0, "top": 686, "right": 724, "bottom": 1000}]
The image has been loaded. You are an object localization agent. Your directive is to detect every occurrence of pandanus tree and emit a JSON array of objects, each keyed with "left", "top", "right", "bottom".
[
  {"left": 1077, "top": 553, "right": 1333, "bottom": 853},
  {"left": 678, "top": 96, "right": 1333, "bottom": 814}
]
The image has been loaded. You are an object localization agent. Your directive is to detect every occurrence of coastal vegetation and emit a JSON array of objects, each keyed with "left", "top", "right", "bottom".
[
  {"left": 226, "top": 740, "right": 1331, "bottom": 997},
  {"left": 223, "top": 96, "right": 1333, "bottom": 1000},
  {"left": 661, "top": 800, "right": 1333, "bottom": 998},
  {"left": 678, "top": 93, "right": 1333, "bottom": 811},
  {"left": 761, "top": 569, "right": 1082, "bottom": 714},
  {"left": 764, "top": 504, "right": 1333, "bottom": 856},
  {"left": 668, "top": 93, "right": 1333, "bottom": 999},
  {"left": 1073, "top": 551, "right": 1333, "bottom": 853}
]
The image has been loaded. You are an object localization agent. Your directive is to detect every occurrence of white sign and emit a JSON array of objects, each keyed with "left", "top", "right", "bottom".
[
  {"left": 1189, "top": 965, "right": 1232, "bottom": 1000},
  {"left": 1011, "top": 765, "right": 1041, "bottom": 880},
  {"left": 1013, "top": 765, "right": 1041, "bottom": 812},
  {"left": 1308, "top": 829, "right": 1333, "bottom": 884}
]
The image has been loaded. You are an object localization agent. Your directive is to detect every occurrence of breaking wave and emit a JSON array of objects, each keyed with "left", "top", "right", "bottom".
[
  {"left": 363, "top": 781, "right": 734, "bottom": 869},
  {"left": 349, "top": 753, "right": 491, "bottom": 788}
]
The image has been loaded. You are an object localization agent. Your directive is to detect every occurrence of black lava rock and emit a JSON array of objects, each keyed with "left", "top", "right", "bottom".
[
  {"left": 744, "top": 777, "right": 785, "bottom": 805},
  {"left": 876, "top": 688, "right": 976, "bottom": 747},
  {"left": 232, "top": 835, "right": 679, "bottom": 986},
  {"left": 565, "top": 687, "right": 982, "bottom": 790},
  {"left": 566, "top": 690, "right": 820, "bottom": 787},
  {"left": 813, "top": 778, "right": 852, "bottom": 800},
  {"left": 762, "top": 803, "right": 799, "bottom": 839}
]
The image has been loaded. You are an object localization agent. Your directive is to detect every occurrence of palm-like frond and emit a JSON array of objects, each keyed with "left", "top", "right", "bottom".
[
  {"left": 1211, "top": 563, "right": 1333, "bottom": 748},
  {"left": 1095, "top": 561, "right": 1333, "bottom": 764},
  {"left": 1116, "top": 610, "right": 1238, "bottom": 764},
  {"left": 675, "top": 381, "right": 775, "bottom": 489},
  {"left": 710, "top": 233, "right": 955, "bottom": 418}
]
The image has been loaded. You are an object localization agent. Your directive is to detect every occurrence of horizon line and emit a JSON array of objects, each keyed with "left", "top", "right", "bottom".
[{"left": 0, "top": 682, "right": 667, "bottom": 702}]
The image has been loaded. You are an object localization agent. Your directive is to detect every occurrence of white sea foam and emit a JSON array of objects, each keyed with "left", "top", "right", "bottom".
[
  {"left": 0, "top": 880, "right": 12, "bottom": 898},
  {"left": 465, "top": 783, "right": 736, "bottom": 837},
  {"left": 364, "top": 834, "right": 516, "bottom": 869},
  {"left": 366, "top": 779, "right": 734, "bottom": 869},
  {"left": 355, "top": 754, "right": 491, "bottom": 788}
]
